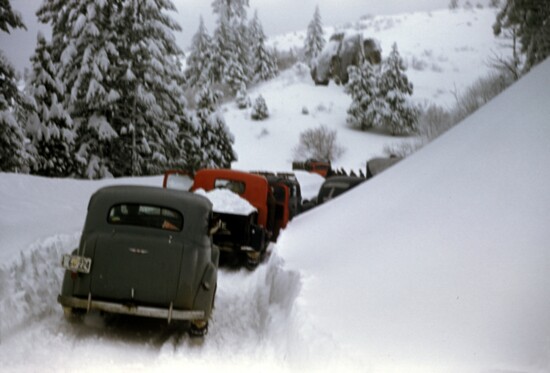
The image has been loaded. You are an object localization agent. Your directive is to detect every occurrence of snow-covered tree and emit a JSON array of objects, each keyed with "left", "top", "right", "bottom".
[
  {"left": 304, "top": 5, "right": 326, "bottom": 64},
  {"left": 37, "top": 0, "right": 195, "bottom": 178},
  {"left": 345, "top": 60, "right": 385, "bottom": 131},
  {"left": 0, "top": 0, "right": 28, "bottom": 172},
  {"left": 235, "top": 82, "right": 251, "bottom": 109},
  {"left": 192, "top": 85, "right": 237, "bottom": 170},
  {"left": 211, "top": 0, "right": 251, "bottom": 89},
  {"left": 186, "top": 16, "right": 215, "bottom": 87},
  {"left": 378, "top": 43, "right": 419, "bottom": 135},
  {"left": 494, "top": 0, "right": 550, "bottom": 72},
  {"left": 224, "top": 52, "right": 249, "bottom": 94},
  {"left": 26, "top": 33, "right": 75, "bottom": 177},
  {"left": 251, "top": 94, "right": 268, "bottom": 120},
  {"left": 249, "top": 10, "right": 278, "bottom": 82}
]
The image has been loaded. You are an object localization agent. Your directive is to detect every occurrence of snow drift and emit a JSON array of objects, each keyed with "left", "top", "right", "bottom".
[{"left": 276, "top": 58, "right": 550, "bottom": 372}]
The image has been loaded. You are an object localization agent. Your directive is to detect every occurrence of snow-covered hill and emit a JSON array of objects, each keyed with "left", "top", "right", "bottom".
[
  {"left": 1, "top": 7, "right": 549, "bottom": 373},
  {"left": 232, "top": 7, "right": 509, "bottom": 172}
]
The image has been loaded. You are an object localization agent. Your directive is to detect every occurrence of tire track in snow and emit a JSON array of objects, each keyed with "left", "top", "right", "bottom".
[{"left": 0, "top": 236, "right": 308, "bottom": 370}]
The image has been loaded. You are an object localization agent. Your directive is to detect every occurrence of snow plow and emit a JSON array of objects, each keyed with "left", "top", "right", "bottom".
[{"left": 164, "top": 169, "right": 296, "bottom": 269}]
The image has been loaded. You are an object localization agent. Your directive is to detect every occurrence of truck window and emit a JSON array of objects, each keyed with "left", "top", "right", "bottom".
[{"left": 214, "top": 179, "right": 246, "bottom": 194}]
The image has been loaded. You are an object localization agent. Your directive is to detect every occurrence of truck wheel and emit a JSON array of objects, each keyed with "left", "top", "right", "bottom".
[{"left": 245, "top": 251, "right": 261, "bottom": 270}]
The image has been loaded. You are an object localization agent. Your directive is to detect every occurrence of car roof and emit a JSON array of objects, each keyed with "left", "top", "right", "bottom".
[
  {"left": 90, "top": 185, "right": 211, "bottom": 209},
  {"left": 85, "top": 185, "right": 212, "bottom": 237}
]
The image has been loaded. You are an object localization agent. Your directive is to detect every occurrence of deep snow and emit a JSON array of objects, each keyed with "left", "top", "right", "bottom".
[{"left": 1, "top": 7, "right": 549, "bottom": 373}]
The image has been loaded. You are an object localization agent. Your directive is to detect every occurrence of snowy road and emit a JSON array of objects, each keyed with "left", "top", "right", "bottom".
[{"left": 0, "top": 235, "right": 308, "bottom": 372}]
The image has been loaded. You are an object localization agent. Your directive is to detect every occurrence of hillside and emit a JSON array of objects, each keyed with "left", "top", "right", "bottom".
[{"left": 230, "top": 7, "right": 508, "bottom": 172}]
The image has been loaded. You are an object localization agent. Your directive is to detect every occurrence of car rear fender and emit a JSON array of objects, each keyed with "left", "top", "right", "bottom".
[
  {"left": 62, "top": 236, "right": 97, "bottom": 298},
  {"left": 192, "top": 262, "right": 218, "bottom": 318}
]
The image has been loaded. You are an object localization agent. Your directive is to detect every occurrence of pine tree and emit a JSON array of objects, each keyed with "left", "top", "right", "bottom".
[
  {"left": 378, "top": 43, "right": 419, "bottom": 136},
  {"left": 211, "top": 15, "right": 234, "bottom": 84},
  {"left": 304, "top": 5, "right": 326, "bottom": 65},
  {"left": 251, "top": 95, "right": 269, "bottom": 120},
  {"left": 211, "top": 0, "right": 251, "bottom": 89},
  {"left": 494, "top": 0, "right": 550, "bottom": 72},
  {"left": 0, "top": 0, "right": 28, "bottom": 172},
  {"left": 26, "top": 33, "right": 75, "bottom": 177},
  {"left": 345, "top": 60, "right": 385, "bottom": 131},
  {"left": 235, "top": 82, "right": 251, "bottom": 109},
  {"left": 249, "top": 11, "right": 278, "bottom": 82},
  {"left": 193, "top": 85, "right": 237, "bottom": 170},
  {"left": 38, "top": 0, "right": 195, "bottom": 178},
  {"left": 186, "top": 16, "right": 215, "bottom": 87}
]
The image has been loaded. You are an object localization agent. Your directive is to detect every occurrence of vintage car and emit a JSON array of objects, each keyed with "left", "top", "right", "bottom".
[
  {"left": 190, "top": 169, "right": 286, "bottom": 268},
  {"left": 57, "top": 185, "right": 219, "bottom": 337},
  {"left": 302, "top": 175, "right": 366, "bottom": 211},
  {"left": 163, "top": 169, "right": 297, "bottom": 269},
  {"left": 366, "top": 156, "right": 403, "bottom": 179}
]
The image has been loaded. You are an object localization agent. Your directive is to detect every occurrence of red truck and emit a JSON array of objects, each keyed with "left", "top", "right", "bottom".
[{"left": 164, "top": 169, "right": 294, "bottom": 268}]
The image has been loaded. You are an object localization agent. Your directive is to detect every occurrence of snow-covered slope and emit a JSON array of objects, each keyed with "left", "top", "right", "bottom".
[
  {"left": 276, "top": 58, "right": 550, "bottom": 371},
  {"left": 231, "top": 7, "right": 508, "bottom": 172}
]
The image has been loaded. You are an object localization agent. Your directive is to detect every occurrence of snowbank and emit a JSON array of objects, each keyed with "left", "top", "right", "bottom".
[{"left": 276, "top": 59, "right": 550, "bottom": 372}]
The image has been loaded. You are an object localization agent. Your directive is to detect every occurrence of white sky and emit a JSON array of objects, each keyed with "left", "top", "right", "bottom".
[{"left": 1, "top": 0, "right": 451, "bottom": 73}]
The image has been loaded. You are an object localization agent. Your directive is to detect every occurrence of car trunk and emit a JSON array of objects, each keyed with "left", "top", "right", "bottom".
[{"left": 90, "top": 231, "right": 183, "bottom": 305}]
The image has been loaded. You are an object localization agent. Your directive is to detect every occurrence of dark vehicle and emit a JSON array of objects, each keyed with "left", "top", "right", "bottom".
[
  {"left": 251, "top": 171, "right": 303, "bottom": 219},
  {"left": 189, "top": 169, "right": 293, "bottom": 268},
  {"left": 366, "top": 156, "right": 403, "bottom": 179},
  {"left": 302, "top": 176, "right": 366, "bottom": 211},
  {"left": 57, "top": 185, "right": 218, "bottom": 337}
]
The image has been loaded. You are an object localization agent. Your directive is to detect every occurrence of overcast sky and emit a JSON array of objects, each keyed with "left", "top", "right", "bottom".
[{"left": 1, "top": 0, "right": 452, "bottom": 73}]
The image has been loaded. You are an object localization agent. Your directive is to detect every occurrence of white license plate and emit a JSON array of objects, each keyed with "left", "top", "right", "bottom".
[{"left": 61, "top": 254, "right": 92, "bottom": 274}]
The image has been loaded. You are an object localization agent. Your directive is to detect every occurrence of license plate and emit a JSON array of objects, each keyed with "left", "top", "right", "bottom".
[{"left": 61, "top": 254, "right": 92, "bottom": 274}]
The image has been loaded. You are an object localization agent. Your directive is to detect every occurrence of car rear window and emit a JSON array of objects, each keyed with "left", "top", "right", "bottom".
[{"left": 107, "top": 203, "right": 183, "bottom": 231}]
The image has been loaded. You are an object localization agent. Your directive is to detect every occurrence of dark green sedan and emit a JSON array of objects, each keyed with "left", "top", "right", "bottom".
[{"left": 58, "top": 185, "right": 219, "bottom": 337}]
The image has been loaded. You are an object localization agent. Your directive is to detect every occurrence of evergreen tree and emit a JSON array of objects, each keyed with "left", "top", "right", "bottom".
[
  {"left": 378, "top": 43, "right": 419, "bottom": 136},
  {"left": 345, "top": 60, "right": 385, "bottom": 131},
  {"left": 38, "top": 0, "right": 194, "bottom": 178},
  {"left": 193, "top": 85, "right": 237, "bottom": 170},
  {"left": 249, "top": 10, "right": 277, "bottom": 82},
  {"left": 224, "top": 52, "right": 248, "bottom": 94},
  {"left": 26, "top": 32, "right": 75, "bottom": 176},
  {"left": 185, "top": 16, "right": 215, "bottom": 87},
  {"left": 251, "top": 94, "right": 268, "bottom": 120},
  {"left": 211, "top": 0, "right": 251, "bottom": 89},
  {"left": 235, "top": 82, "right": 251, "bottom": 109},
  {"left": 0, "top": 0, "right": 27, "bottom": 172},
  {"left": 211, "top": 15, "right": 234, "bottom": 84},
  {"left": 494, "top": 0, "right": 550, "bottom": 72},
  {"left": 304, "top": 5, "right": 326, "bottom": 65}
]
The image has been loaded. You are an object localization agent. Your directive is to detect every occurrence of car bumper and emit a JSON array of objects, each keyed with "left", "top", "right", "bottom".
[{"left": 58, "top": 294, "right": 205, "bottom": 322}]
